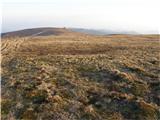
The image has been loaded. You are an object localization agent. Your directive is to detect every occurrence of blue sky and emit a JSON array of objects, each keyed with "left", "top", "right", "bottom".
[{"left": 2, "top": 0, "right": 159, "bottom": 33}]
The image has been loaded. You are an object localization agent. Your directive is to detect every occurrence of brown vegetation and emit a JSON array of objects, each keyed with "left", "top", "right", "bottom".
[{"left": 1, "top": 28, "right": 160, "bottom": 120}]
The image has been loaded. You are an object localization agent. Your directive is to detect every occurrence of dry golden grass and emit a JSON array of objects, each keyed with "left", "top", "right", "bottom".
[{"left": 1, "top": 32, "right": 160, "bottom": 120}]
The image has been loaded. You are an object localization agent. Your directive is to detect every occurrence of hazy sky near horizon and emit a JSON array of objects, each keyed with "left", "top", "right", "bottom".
[{"left": 2, "top": 0, "right": 159, "bottom": 33}]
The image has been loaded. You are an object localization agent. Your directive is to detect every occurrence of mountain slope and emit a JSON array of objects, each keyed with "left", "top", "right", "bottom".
[
  {"left": 70, "top": 28, "right": 138, "bottom": 35},
  {"left": 2, "top": 27, "right": 79, "bottom": 38}
]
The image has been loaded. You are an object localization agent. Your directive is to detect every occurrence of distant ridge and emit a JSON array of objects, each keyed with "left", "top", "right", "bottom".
[
  {"left": 70, "top": 28, "right": 138, "bottom": 35},
  {"left": 1, "top": 27, "right": 77, "bottom": 38},
  {"left": 3, "top": 27, "right": 154, "bottom": 38}
]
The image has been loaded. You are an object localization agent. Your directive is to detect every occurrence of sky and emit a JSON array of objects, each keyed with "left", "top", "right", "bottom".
[{"left": 1, "top": 0, "right": 160, "bottom": 33}]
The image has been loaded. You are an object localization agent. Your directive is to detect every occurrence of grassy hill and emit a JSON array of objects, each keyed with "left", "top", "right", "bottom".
[
  {"left": 2, "top": 27, "right": 82, "bottom": 38},
  {"left": 1, "top": 28, "right": 160, "bottom": 120}
]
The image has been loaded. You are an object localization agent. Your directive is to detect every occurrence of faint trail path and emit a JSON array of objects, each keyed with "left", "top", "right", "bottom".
[
  {"left": 1, "top": 30, "right": 47, "bottom": 55},
  {"left": 1, "top": 40, "right": 9, "bottom": 51},
  {"left": 1, "top": 30, "right": 48, "bottom": 79}
]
